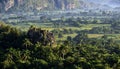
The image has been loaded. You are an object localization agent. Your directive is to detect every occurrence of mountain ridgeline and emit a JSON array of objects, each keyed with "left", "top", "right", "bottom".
[
  {"left": 0, "top": 0, "right": 120, "bottom": 12},
  {"left": 0, "top": 0, "right": 79, "bottom": 12}
]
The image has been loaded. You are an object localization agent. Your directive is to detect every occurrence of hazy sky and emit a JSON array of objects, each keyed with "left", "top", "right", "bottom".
[{"left": 86, "top": 0, "right": 120, "bottom": 7}]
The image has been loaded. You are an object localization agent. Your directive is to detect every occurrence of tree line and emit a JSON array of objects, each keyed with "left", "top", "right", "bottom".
[{"left": 0, "top": 23, "right": 120, "bottom": 69}]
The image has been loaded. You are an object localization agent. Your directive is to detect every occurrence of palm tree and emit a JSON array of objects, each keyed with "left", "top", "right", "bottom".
[
  {"left": 59, "top": 45, "right": 70, "bottom": 59},
  {"left": 23, "top": 38, "right": 33, "bottom": 49}
]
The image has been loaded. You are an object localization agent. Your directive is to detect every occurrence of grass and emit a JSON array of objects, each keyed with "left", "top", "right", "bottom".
[
  {"left": 8, "top": 22, "right": 111, "bottom": 32},
  {"left": 56, "top": 33, "right": 77, "bottom": 41},
  {"left": 80, "top": 24, "right": 110, "bottom": 30},
  {"left": 6, "top": 22, "right": 120, "bottom": 41},
  {"left": 88, "top": 34, "right": 120, "bottom": 40},
  {"left": 106, "top": 34, "right": 120, "bottom": 40},
  {"left": 88, "top": 34, "right": 104, "bottom": 38}
]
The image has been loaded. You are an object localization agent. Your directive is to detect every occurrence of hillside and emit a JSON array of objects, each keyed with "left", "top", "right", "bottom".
[
  {"left": 0, "top": 0, "right": 120, "bottom": 12},
  {"left": 0, "top": 0, "right": 79, "bottom": 12}
]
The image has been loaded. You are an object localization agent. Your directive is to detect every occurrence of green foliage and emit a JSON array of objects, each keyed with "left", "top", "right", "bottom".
[{"left": 0, "top": 23, "right": 120, "bottom": 69}]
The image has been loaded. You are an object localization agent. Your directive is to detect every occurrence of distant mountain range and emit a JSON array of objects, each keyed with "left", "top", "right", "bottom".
[{"left": 0, "top": 0, "right": 120, "bottom": 12}]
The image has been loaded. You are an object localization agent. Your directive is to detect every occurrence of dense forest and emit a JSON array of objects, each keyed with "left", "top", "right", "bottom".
[{"left": 0, "top": 22, "right": 120, "bottom": 69}]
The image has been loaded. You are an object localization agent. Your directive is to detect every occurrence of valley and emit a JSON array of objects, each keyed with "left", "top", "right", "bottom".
[
  {"left": 0, "top": 0, "right": 120, "bottom": 69},
  {"left": 1, "top": 9, "right": 120, "bottom": 42}
]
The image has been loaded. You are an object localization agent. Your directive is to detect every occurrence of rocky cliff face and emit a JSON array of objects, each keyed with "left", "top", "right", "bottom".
[
  {"left": 0, "top": 0, "right": 79, "bottom": 12},
  {"left": 0, "top": 0, "right": 119, "bottom": 12},
  {"left": 0, "top": 0, "right": 24, "bottom": 12}
]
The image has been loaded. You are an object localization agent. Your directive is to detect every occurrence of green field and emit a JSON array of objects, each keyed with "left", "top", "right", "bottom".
[
  {"left": 9, "top": 23, "right": 110, "bottom": 31},
  {"left": 7, "top": 22, "right": 120, "bottom": 41}
]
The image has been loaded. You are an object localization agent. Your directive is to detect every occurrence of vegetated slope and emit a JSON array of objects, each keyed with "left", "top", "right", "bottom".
[
  {"left": 0, "top": 0, "right": 120, "bottom": 12},
  {"left": 0, "top": 0, "right": 79, "bottom": 12}
]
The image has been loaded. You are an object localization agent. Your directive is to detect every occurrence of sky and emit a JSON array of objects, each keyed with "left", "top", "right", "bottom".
[{"left": 86, "top": 0, "right": 120, "bottom": 8}]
